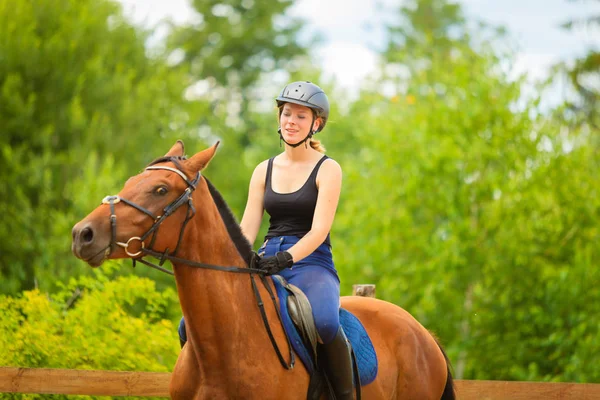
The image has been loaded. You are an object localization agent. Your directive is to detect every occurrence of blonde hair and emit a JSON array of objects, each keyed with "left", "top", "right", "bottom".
[{"left": 310, "top": 138, "right": 326, "bottom": 153}]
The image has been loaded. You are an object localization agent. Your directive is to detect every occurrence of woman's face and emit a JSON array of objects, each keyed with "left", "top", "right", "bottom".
[{"left": 280, "top": 103, "right": 320, "bottom": 145}]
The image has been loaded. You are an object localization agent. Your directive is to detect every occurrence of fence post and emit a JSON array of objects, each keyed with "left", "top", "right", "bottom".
[{"left": 352, "top": 284, "right": 376, "bottom": 298}]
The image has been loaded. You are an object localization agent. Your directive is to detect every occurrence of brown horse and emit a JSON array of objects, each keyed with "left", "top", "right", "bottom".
[{"left": 72, "top": 141, "right": 455, "bottom": 400}]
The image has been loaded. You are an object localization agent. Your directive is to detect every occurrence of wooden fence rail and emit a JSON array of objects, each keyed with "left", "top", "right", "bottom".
[
  {"left": 0, "top": 367, "right": 170, "bottom": 397},
  {"left": 4, "top": 287, "right": 597, "bottom": 398},
  {"left": 2, "top": 367, "right": 600, "bottom": 399}
]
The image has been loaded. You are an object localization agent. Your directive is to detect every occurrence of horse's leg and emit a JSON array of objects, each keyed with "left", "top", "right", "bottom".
[
  {"left": 170, "top": 345, "right": 232, "bottom": 399},
  {"left": 172, "top": 340, "right": 314, "bottom": 399},
  {"left": 170, "top": 344, "right": 202, "bottom": 400}
]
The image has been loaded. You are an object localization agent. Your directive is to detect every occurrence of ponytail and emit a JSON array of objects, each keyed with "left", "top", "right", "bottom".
[{"left": 309, "top": 138, "right": 326, "bottom": 153}]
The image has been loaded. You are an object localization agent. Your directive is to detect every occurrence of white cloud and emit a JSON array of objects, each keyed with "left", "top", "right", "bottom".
[
  {"left": 317, "top": 42, "right": 379, "bottom": 96},
  {"left": 115, "top": 0, "right": 599, "bottom": 98},
  {"left": 512, "top": 52, "right": 557, "bottom": 82},
  {"left": 118, "top": 0, "right": 193, "bottom": 26}
]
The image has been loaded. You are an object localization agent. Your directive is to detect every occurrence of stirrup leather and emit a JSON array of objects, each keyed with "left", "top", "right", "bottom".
[{"left": 272, "top": 275, "right": 320, "bottom": 362}]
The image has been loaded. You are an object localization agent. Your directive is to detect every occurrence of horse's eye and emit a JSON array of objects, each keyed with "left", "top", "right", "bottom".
[{"left": 155, "top": 186, "right": 168, "bottom": 196}]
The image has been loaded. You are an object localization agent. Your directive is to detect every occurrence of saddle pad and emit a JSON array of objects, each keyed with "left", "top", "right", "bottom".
[{"left": 272, "top": 276, "right": 378, "bottom": 385}]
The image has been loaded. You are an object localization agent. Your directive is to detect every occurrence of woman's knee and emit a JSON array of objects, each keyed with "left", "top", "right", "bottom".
[{"left": 315, "top": 315, "right": 340, "bottom": 344}]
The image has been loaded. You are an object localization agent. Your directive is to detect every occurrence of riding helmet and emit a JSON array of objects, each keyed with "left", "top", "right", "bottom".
[{"left": 276, "top": 81, "right": 329, "bottom": 132}]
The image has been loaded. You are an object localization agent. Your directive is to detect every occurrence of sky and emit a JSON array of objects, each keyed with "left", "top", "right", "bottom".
[{"left": 117, "top": 0, "right": 599, "bottom": 96}]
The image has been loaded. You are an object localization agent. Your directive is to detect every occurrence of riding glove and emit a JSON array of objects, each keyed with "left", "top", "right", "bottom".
[{"left": 257, "top": 251, "right": 294, "bottom": 275}]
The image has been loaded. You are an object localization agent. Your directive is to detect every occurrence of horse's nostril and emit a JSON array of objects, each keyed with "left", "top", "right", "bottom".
[{"left": 82, "top": 227, "right": 94, "bottom": 243}]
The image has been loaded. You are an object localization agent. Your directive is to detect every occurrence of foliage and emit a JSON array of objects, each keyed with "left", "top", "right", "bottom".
[
  {"left": 1, "top": 0, "right": 599, "bottom": 387},
  {"left": 556, "top": 1, "right": 599, "bottom": 130},
  {"left": 0, "top": 266, "right": 180, "bottom": 399},
  {"left": 467, "top": 140, "right": 600, "bottom": 382},
  {"left": 330, "top": 0, "right": 600, "bottom": 382},
  {"left": 168, "top": 0, "right": 308, "bottom": 91},
  {"left": 0, "top": 0, "right": 205, "bottom": 294}
]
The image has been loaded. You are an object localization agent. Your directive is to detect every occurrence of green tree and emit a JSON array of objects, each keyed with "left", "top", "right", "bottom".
[
  {"left": 557, "top": 0, "right": 599, "bottom": 130},
  {"left": 331, "top": 0, "right": 600, "bottom": 381},
  {"left": 0, "top": 0, "right": 201, "bottom": 293},
  {"left": 168, "top": 0, "right": 309, "bottom": 106}
]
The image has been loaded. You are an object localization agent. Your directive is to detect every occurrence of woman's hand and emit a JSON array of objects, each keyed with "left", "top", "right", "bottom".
[{"left": 257, "top": 251, "right": 294, "bottom": 275}]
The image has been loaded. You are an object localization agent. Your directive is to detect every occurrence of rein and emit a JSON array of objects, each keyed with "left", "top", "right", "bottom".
[{"left": 101, "top": 158, "right": 295, "bottom": 370}]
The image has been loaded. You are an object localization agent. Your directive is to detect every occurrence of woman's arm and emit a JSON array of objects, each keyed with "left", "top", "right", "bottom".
[
  {"left": 286, "top": 159, "right": 342, "bottom": 263},
  {"left": 240, "top": 160, "right": 268, "bottom": 246}
]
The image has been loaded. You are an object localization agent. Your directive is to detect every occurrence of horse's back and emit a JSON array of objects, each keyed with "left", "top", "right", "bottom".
[{"left": 341, "top": 296, "right": 449, "bottom": 400}]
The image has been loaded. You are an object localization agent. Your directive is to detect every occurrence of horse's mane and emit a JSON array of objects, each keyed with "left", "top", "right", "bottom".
[{"left": 204, "top": 177, "right": 254, "bottom": 267}]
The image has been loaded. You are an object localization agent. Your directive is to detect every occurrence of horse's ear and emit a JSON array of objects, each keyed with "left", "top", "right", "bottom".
[
  {"left": 165, "top": 140, "right": 185, "bottom": 157},
  {"left": 187, "top": 141, "right": 220, "bottom": 172}
]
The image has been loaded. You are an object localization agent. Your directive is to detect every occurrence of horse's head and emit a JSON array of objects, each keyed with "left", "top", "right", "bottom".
[{"left": 72, "top": 140, "right": 219, "bottom": 267}]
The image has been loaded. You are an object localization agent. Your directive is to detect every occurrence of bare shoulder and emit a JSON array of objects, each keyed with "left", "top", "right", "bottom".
[
  {"left": 253, "top": 159, "right": 271, "bottom": 176},
  {"left": 254, "top": 159, "right": 269, "bottom": 174},
  {"left": 317, "top": 157, "right": 342, "bottom": 185},
  {"left": 249, "top": 159, "right": 270, "bottom": 186},
  {"left": 321, "top": 157, "right": 342, "bottom": 176}
]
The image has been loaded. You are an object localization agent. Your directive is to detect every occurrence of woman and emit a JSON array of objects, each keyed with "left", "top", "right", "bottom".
[{"left": 240, "top": 81, "right": 353, "bottom": 399}]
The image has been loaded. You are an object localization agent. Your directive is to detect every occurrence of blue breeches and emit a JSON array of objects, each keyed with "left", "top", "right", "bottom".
[{"left": 259, "top": 235, "right": 341, "bottom": 344}]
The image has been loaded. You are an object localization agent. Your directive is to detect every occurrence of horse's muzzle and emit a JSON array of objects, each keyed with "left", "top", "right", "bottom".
[{"left": 72, "top": 220, "right": 110, "bottom": 267}]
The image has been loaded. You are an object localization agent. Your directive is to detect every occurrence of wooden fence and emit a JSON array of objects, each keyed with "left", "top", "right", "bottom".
[
  {"left": 1, "top": 367, "right": 600, "bottom": 399},
  {"left": 4, "top": 285, "right": 598, "bottom": 398}
]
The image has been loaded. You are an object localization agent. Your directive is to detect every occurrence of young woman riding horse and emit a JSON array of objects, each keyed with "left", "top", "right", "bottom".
[
  {"left": 71, "top": 83, "right": 455, "bottom": 400},
  {"left": 241, "top": 81, "right": 352, "bottom": 398},
  {"left": 176, "top": 81, "right": 351, "bottom": 396}
]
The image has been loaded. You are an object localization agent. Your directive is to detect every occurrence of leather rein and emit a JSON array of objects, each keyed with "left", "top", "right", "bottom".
[{"left": 100, "top": 157, "right": 295, "bottom": 370}]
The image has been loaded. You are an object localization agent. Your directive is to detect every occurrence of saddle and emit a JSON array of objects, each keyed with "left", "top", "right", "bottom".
[
  {"left": 271, "top": 275, "right": 378, "bottom": 399},
  {"left": 278, "top": 276, "right": 320, "bottom": 362}
]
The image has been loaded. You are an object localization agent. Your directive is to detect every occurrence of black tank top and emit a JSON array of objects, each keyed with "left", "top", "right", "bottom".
[{"left": 264, "top": 155, "right": 331, "bottom": 246}]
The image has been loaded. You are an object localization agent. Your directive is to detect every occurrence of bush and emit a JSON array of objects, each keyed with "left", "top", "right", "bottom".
[{"left": 0, "top": 265, "right": 181, "bottom": 399}]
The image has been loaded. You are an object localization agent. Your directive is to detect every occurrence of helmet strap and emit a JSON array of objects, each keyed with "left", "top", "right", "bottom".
[{"left": 278, "top": 128, "right": 313, "bottom": 148}]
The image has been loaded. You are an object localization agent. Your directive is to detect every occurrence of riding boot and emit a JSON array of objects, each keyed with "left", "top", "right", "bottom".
[{"left": 321, "top": 327, "right": 354, "bottom": 400}]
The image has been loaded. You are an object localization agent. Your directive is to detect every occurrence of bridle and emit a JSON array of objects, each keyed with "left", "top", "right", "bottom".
[
  {"left": 102, "top": 160, "right": 200, "bottom": 267},
  {"left": 100, "top": 157, "right": 295, "bottom": 369}
]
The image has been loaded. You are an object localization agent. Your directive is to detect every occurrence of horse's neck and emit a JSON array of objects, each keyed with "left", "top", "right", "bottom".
[{"left": 172, "top": 207, "right": 264, "bottom": 369}]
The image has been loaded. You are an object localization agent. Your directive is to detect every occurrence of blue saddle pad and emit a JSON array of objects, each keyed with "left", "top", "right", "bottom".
[{"left": 272, "top": 276, "right": 378, "bottom": 386}]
